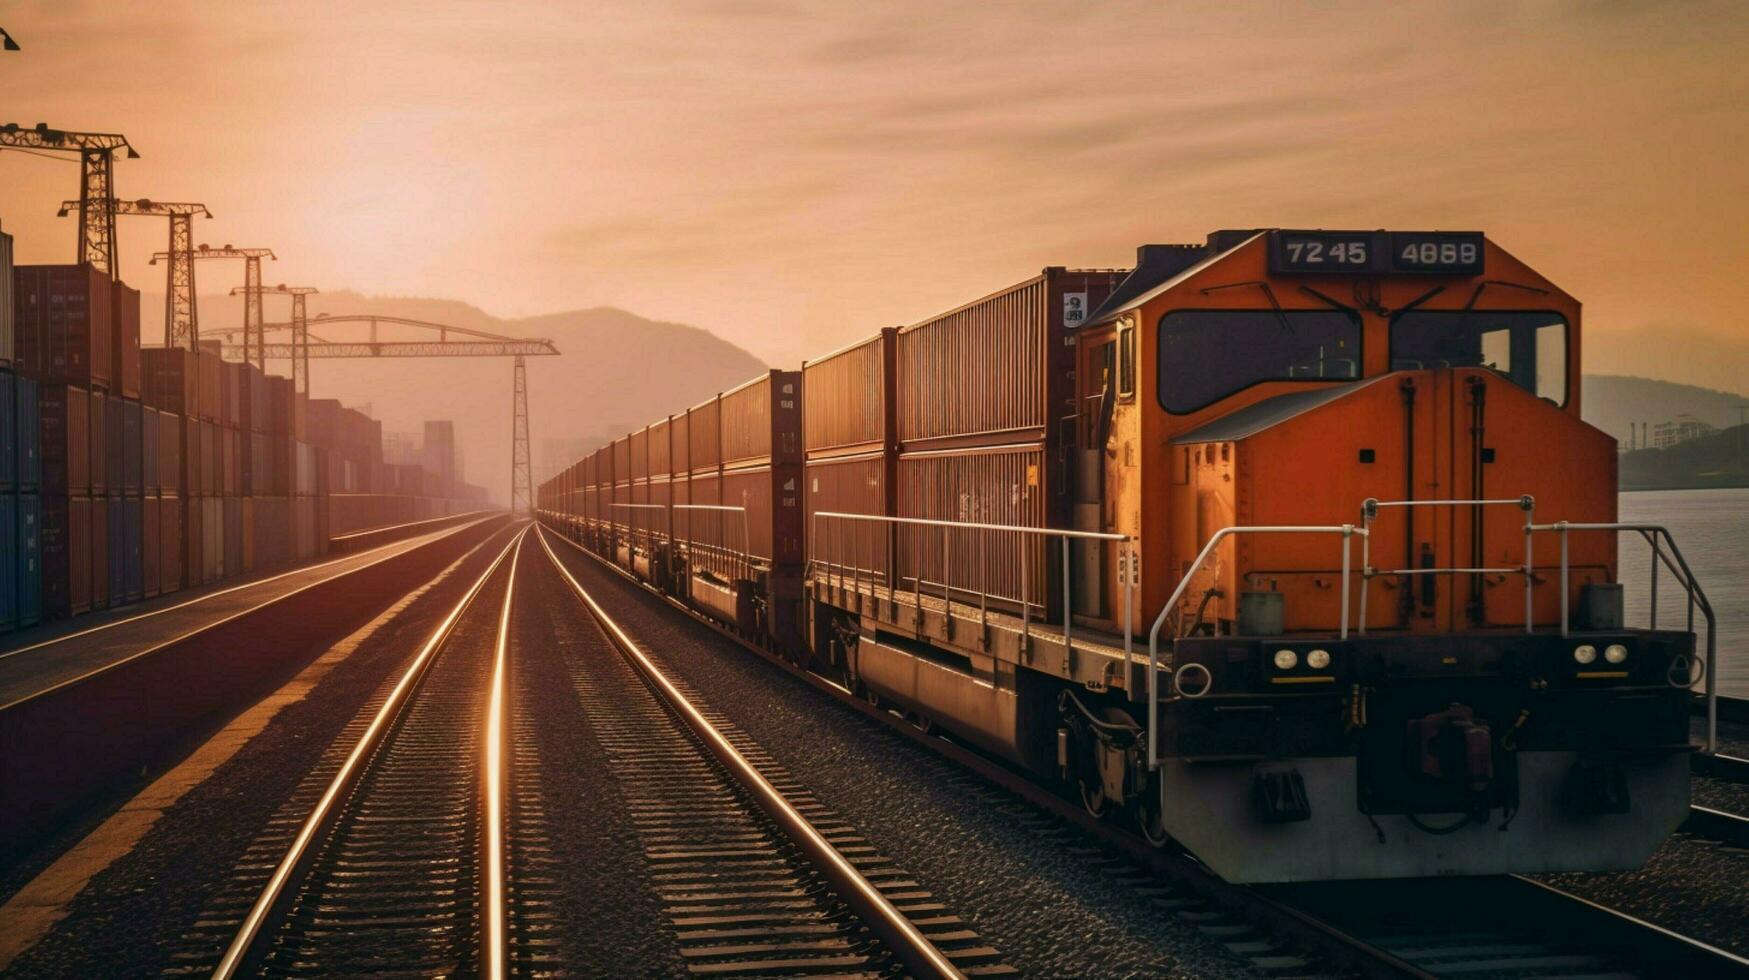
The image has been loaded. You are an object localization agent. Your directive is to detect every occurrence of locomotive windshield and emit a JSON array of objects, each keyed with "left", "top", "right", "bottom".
[
  {"left": 1157, "top": 310, "right": 1361, "bottom": 413},
  {"left": 1389, "top": 311, "right": 1567, "bottom": 403}
]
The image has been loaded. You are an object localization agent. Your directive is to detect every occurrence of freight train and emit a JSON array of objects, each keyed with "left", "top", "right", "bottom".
[{"left": 537, "top": 229, "right": 1712, "bottom": 883}]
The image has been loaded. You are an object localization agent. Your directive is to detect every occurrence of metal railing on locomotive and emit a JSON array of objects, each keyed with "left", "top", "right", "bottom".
[
  {"left": 809, "top": 511, "right": 1136, "bottom": 661},
  {"left": 1527, "top": 520, "right": 1719, "bottom": 754},
  {"left": 674, "top": 504, "right": 754, "bottom": 586},
  {"left": 1145, "top": 524, "right": 1368, "bottom": 768}
]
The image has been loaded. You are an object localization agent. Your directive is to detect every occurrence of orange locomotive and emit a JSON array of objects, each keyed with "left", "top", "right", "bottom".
[{"left": 538, "top": 229, "right": 1711, "bottom": 883}]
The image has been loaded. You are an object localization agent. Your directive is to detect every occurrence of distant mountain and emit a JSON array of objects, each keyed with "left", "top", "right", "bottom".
[
  {"left": 143, "top": 290, "right": 768, "bottom": 504},
  {"left": 1581, "top": 374, "right": 1749, "bottom": 449},
  {"left": 1586, "top": 326, "right": 1749, "bottom": 400}
]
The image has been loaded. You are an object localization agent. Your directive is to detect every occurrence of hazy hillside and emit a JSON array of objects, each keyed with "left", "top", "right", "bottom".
[
  {"left": 1582, "top": 375, "right": 1749, "bottom": 448},
  {"left": 144, "top": 291, "right": 767, "bottom": 504},
  {"left": 1620, "top": 425, "right": 1749, "bottom": 490},
  {"left": 1586, "top": 326, "right": 1749, "bottom": 400}
]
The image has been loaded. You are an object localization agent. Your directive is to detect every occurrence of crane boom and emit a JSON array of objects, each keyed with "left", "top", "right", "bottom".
[
  {"left": 1, "top": 122, "right": 139, "bottom": 274},
  {"left": 64, "top": 198, "right": 211, "bottom": 346}
]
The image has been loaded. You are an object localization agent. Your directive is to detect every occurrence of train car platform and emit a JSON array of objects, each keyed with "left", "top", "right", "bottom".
[{"left": 0, "top": 513, "right": 500, "bottom": 708}]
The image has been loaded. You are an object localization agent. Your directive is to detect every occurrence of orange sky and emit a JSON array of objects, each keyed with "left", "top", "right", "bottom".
[{"left": 2, "top": 1, "right": 1746, "bottom": 379}]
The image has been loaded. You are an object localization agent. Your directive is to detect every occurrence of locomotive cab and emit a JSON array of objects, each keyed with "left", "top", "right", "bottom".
[{"left": 1074, "top": 229, "right": 1699, "bottom": 881}]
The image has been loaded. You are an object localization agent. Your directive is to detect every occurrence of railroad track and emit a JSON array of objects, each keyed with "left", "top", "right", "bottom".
[
  {"left": 542, "top": 524, "right": 1749, "bottom": 980},
  {"left": 213, "top": 526, "right": 526, "bottom": 978},
  {"left": 1693, "top": 750, "right": 1749, "bottom": 786},
  {"left": 534, "top": 528, "right": 1002, "bottom": 979}
]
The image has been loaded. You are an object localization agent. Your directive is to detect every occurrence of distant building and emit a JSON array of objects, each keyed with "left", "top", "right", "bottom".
[
  {"left": 423, "top": 420, "right": 458, "bottom": 493},
  {"left": 382, "top": 430, "right": 421, "bottom": 466},
  {"left": 1652, "top": 414, "right": 1714, "bottom": 449}
]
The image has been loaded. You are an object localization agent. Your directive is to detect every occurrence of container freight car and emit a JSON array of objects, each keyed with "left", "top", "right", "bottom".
[{"left": 538, "top": 230, "right": 1708, "bottom": 886}]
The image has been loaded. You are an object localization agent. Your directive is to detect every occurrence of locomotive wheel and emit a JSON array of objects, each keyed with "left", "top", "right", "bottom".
[
  {"left": 909, "top": 712, "right": 935, "bottom": 735},
  {"left": 1080, "top": 779, "right": 1110, "bottom": 818}
]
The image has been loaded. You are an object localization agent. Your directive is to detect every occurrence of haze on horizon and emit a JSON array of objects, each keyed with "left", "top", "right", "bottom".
[{"left": 1, "top": 1, "right": 1746, "bottom": 385}]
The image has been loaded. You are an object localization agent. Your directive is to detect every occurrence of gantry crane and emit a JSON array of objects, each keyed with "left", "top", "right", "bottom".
[
  {"left": 0, "top": 122, "right": 138, "bottom": 275},
  {"left": 61, "top": 198, "right": 211, "bottom": 346},
  {"left": 150, "top": 245, "right": 276, "bottom": 357},
  {"left": 229, "top": 284, "right": 318, "bottom": 393},
  {"left": 202, "top": 316, "right": 557, "bottom": 507}
]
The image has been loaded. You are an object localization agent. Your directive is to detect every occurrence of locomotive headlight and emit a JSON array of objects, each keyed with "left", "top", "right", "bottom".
[
  {"left": 1272, "top": 649, "right": 1299, "bottom": 670},
  {"left": 1573, "top": 644, "right": 1598, "bottom": 665},
  {"left": 1604, "top": 643, "right": 1629, "bottom": 664},
  {"left": 1306, "top": 649, "right": 1332, "bottom": 670}
]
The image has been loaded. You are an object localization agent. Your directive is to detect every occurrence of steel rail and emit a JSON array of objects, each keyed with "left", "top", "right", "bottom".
[
  {"left": 213, "top": 525, "right": 526, "bottom": 979},
  {"left": 542, "top": 519, "right": 1749, "bottom": 980},
  {"left": 533, "top": 526, "right": 965, "bottom": 980},
  {"left": 1682, "top": 804, "right": 1749, "bottom": 849},
  {"left": 1693, "top": 752, "right": 1749, "bottom": 784},
  {"left": 481, "top": 533, "right": 521, "bottom": 980},
  {"left": 0, "top": 514, "right": 498, "bottom": 665}
]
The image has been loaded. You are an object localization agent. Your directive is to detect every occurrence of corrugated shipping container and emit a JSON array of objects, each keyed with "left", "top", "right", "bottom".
[
  {"left": 122, "top": 398, "right": 143, "bottom": 494},
  {"left": 202, "top": 497, "right": 222, "bottom": 581},
  {"left": 221, "top": 426, "right": 239, "bottom": 496},
  {"left": 0, "top": 372, "right": 13, "bottom": 488},
  {"left": 224, "top": 497, "right": 243, "bottom": 579},
  {"left": 15, "top": 373, "right": 39, "bottom": 490},
  {"left": 200, "top": 419, "right": 217, "bottom": 496},
  {"left": 123, "top": 496, "right": 143, "bottom": 602},
  {"left": 895, "top": 268, "right": 1123, "bottom": 449},
  {"left": 111, "top": 279, "right": 142, "bottom": 399},
  {"left": 143, "top": 494, "right": 160, "bottom": 598},
  {"left": 295, "top": 497, "right": 318, "bottom": 559},
  {"left": 12, "top": 264, "right": 113, "bottom": 389},
  {"left": 0, "top": 226, "right": 13, "bottom": 366},
  {"left": 183, "top": 493, "right": 203, "bottom": 588},
  {"left": 0, "top": 494, "right": 14, "bottom": 629},
  {"left": 143, "top": 347, "right": 199, "bottom": 417},
  {"left": 17, "top": 492, "right": 41, "bottom": 625},
  {"left": 38, "top": 384, "right": 91, "bottom": 496},
  {"left": 41, "top": 494, "right": 90, "bottom": 617},
  {"left": 721, "top": 373, "right": 773, "bottom": 467},
  {"left": 688, "top": 397, "right": 721, "bottom": 474},
  {"left": 89, "top": 389, "right": 108, "bottom": 496},
  {"left": 219, "top": 360, "right": 240, "bottom": 428},
  {"left": 159, "top": 410, "right": 182, "bottom": 495},
  {"left": 197, "top": 350, "right": 221, "bottom": 422},
  {"left": 161, "top": 494, "right": 183, "bottom": 593},
  {"left": 649, "top": 417, "right": 673, "bottom": 478},
  {"left": 90, "top": 494, "right": 110, "bottom": 610},
  {"left": 804, "top": 453, "right": 891, "bottom": 577},
  {"left": 804, "top": 330, "right": 894, "bottom": 456},
  {"left": 896, "top": 443, "right": 1049, "bottom": 610},
  {"left": 143, "top": 405, "right": 159, "bottom": 494}
]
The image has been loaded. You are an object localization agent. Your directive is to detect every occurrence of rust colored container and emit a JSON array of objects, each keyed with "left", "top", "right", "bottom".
[
  {"left": 201, "top": 420, "right": 217, "bottom": 497},
  {"left": 142, "top": 405, "right": 159, "bottom": 494},
  {"left": 183, "top": 493, "right": 203, "bottom": 587},
  {"left": 202, "top": 496, "right": 222, "bottom": 581},
  {"left": 895, "top": 268, "right": 1123, "bottom": 450},
  {"left": 160, "top": 493, "right": 183, "bottom": 593},
  {"left": 651, "top": 419, "right": 674, "bottom": 479},
  {"left": 268, "top": 376, "right": 294, "bottom": 436},
  {"left": 41, "top": 494, "right": 92, "bottom": 617},
  {"left": 38, "top": 384, "right": 91, "bottom": 496},
  {"left": 804, "top": 452, "right": 891, "bottom": 577},
  {"left": 88, "top": 389, "right": 108, "bottom": 496},
  {"left": 896, "top": 443, "right": 1049, "bottom": 611},
  {"left": 630, "top": 426, "right": 649, "bottom": 482},
  {"left": 293, "top": 390, "right": 307, "bottom": 441},
  {"left": 306, "top": 398, "right": 341, "bottom": 448},
  {"left": 142, "top": 347, "right": 199, "bottom": 417},
  {"left": 121, "top": 496, "right": 142, "bottom": 603},
  {"left": 688, "top": 396, "right": 721, "bottom": 475},
  {"left": 0, "top": 226, "right": 12, "bottom": 366},
  {"left": 220, "top": 426, "right": 239, "bottom": 497},
  {"left": 121, "top": 397, "right": 143, "bottom": 494},
  {"left": 720, "top": 373, "right": 771, "bottom": 467},
  {"left": 90, "top": 494, "right": 109, "bottom": 610},
  {"left": 612, "top": 436, "right": 631, "bottom": 488},
  {"left": 804, "top": 330, "right": 895, "bottom": 457},
  {"left": 670, "top": 412, "right": 690, "bottom": 478},
  {"left": 143, "top": 495, "right": 161, "bottom": 598},
  {"left": 12, "top": 264, "right": 113, "bottom": 390},
  {"left": 110, "top": 279, "right": 142, "bottom": 399},
  {"left": 196, "top": 350, "right": 222, "bottom": 422},
  {"left": 160, "top": 410, "right": 183, "bottom": 495},
  {"left": 224, "top": 497, "right": 243, "bottom": 578}
]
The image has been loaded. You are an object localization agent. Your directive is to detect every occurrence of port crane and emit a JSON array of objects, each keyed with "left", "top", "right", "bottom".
[
  {"left": 60, "top": 198, "right": 211, "bottom": 347},
  {"left": 0, "top": 122, "right": 137, "bottom": 275},
  {"left": 229, "top": 285, "right": 318, "bottom": 394},
  {"left": 150, "top": 245, "right": 276, "bottom": 357}
]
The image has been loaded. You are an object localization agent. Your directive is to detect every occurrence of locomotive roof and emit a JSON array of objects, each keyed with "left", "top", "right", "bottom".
[
  {"left": 1084, "top": 230, "right": 1263, "bottom": 325},
  {"left": 1171, "top": 375, "right": 1391, "bottom": 444}
]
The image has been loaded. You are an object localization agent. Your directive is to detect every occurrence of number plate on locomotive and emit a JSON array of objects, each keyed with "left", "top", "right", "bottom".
[{"left": 1268, "top": 230, "right": 1484, "bottom": 276}]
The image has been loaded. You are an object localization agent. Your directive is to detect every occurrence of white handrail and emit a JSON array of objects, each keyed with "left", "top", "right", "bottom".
[
  {"left": 1528, "top": 521, "right": 1718, "bottom": 754},
  {"left": 1146, "top": 524, "right": 1365, "bottom": 769},
  {"left": 1360, "top": 495, "right": 1535, "bottom": 634}
]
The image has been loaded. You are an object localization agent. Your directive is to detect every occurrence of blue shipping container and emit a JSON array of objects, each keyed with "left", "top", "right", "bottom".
[
  {"left": 17, "top": 493, "right": 40, "bottom": 626},
  {"left": 17, "top": 374, "right": 39, "bottom": 490},
  {"left": 0, "top": 372, "right": 14, "bottom": 489},
  {"left": 0, "top": 494, "right": 14, "bottom": 629}
]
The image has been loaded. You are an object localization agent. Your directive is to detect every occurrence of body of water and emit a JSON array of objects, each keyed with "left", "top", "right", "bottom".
[{"left": 1617, "top": 488, "right": 1748, "bottom": 699}]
